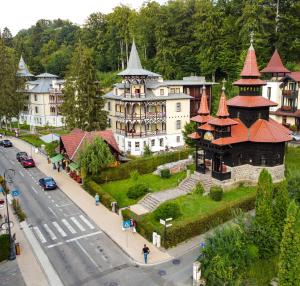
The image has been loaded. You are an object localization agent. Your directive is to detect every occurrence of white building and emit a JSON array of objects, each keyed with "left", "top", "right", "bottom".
[{"left": 104, "top": 41, "right": 211, "bottom": 156}]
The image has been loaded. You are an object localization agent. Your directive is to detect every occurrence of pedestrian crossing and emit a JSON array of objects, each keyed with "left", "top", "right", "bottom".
[{"left": 33, "top": 215, "right": 97, "bottom": 244}]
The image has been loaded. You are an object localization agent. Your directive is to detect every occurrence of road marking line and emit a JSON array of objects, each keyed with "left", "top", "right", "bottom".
[
  {"left": 70, "top": 217, "right": 85, "bottom": 232},
  {"left": 62, "top": 219, "right": 77, "bottom": 234},
  {"left": 47, "top": 242, "right": 64, "bottom": 249},
  {"left": 64, "top": 212, "right": 81, "bottom": 217},
  {"left": 31, "top": 186, "right": 38, "bottom": 194},
  {"left": 48, "top": 207, "right": 57, "bottom": 217},
  {"left": 75, "top": 240, "right": 99, "bottom": 268},
  {"left": 52, "top": 222, "right": 67, "bottom": 237},
  {"left": 10, "top": 160, "right": 15, "bottom": 165},
  {"left": 33, "top": 226, "right": 47, "bottom": 243},
  {"left": 55, "top": 203, "right": 72, "bottom": 208},
  {"left": 48, "top": 195, "right": 51, "bottom": 199},
  {"left": 79, "top": 215, "right": 95, "bottom": 230},
  {"left": 66, "top": 231, "right": 102, "bottom": 243},
  {"left": 43, "top": 224, "right": 57, "bottom": 240},
  {"left": 51, "top": 199, "right": 55, "bottom": 203},
  {"left": 19, "top": 170, "right": 24, "bottom": 177}
]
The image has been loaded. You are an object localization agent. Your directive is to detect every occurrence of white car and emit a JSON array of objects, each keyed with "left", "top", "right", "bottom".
[{"left": 292, "top": 133, "right": 300, "bottom": 141}]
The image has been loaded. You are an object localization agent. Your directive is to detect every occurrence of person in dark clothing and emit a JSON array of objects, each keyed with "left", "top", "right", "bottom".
[{"left": 142, "top": 244, "right": 150, "bottom": 264}]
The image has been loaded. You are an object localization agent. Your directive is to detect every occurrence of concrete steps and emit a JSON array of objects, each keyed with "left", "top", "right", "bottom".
[{"left": 139, "top": 193, "right": 160, "bottom": 212}]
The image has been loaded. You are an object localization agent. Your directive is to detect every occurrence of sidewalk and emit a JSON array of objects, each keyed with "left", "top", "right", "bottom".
[{"left": 9, "top": 137, "right": 172, "bottom": 265}]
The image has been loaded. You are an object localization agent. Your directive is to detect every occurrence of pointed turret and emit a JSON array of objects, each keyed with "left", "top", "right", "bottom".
[
  {"left": 17, "top": 55, "right": 34, "bottom": 78},
  {"left": 261, "top": 49, "right": 290, "bottom": 74},
  {"left": 118, "top": 40, "right": 160, "bottom": 77},
  {"left": 216, "top": 85, "right": 229, "bottom": 117}
]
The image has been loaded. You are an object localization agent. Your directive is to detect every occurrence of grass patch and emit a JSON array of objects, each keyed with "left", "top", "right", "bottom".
[
  {"left": 0, "top": 234, "right": 9, "bottom": 262},
  {"left": 101, "top": 172, "right": 186, "bottom": 207},
  {"left": 285, "top": 146, "right": 300, "bottom": 178},
  {"left": 19, "top": 134, "right": 44, "bottom": 147}
]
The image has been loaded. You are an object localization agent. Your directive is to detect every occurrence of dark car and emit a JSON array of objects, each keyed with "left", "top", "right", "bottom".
[
  {"left": 21, "top": 157, "right": 35, "bottom": 168},
  {"left": 39, "top": 177, "right": 57, "bottom": 190},
  {"left": 16, "top": 152, "right": 28, "bottom": 161},
  {"left": 2, "top": 140, "right": 13, "bottom": 148}
]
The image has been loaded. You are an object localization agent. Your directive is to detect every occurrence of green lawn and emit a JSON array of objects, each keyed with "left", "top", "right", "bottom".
[
  {"left": 285, "top": 146, "right": 300, "bottom": 177},
  {"left": 20, "top": 134, "right": 44, "bottom": 147},
  {"left": 101, "top": 172, "right": 186, "bottom": 207}
]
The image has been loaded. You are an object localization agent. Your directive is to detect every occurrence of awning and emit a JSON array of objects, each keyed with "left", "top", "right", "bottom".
[
  {"left": 51, "top": 154, "right": 64, "bottom": 164},
  {"left": 69, "top": 162, "right": 79, "bottom": 171}
]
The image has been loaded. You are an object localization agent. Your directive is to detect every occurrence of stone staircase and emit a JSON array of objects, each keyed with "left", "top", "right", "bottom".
[{"left": 139, "top": 193, "right": 160, "bottom": 212}]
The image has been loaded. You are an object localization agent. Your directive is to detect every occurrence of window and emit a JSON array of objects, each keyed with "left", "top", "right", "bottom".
[
  {"left": 34, "top": 94, "right": 37, "bottom": 101},
  {"left": 128, "top": 141, "right": 131, "bottom": 148},
  {"left": 35, "top": 106, "right": 38, "bottom": 113},
  {"left": 237, "top": 111, "right": 240, "bottom": 118},
  {"left": 151, "top": 139, "right": 155, "bottom": 147},
  {"left": 108, "top": 101, "right": 111, "bottom": 111},
  {"left": 175, "top": 88, "right": 180, "bottom": 94},
  {"left": 176, "top": 102, "right": 181, "bottom": 112},
  {"left": 282, "top": 116, "right": 287, "bottom": 125},
  {"left": 176, "top": 136, "right": 180, "bottom": 143},
  {"left": 143, "top": 141, "right": 146, "bottom": 147},
  {"left": 135, "top": 142, "right": 140, "bottom": 150},
  {"left": 267, "top": 87, "right": 271, "bottom": 100},
  {"left": 107, "top": 118, "right": 111, "bottom": 127},
  {"left": 176, "top": 120, "right": 181, "bottom": 129},
  {"left": 170, "top": 88, "right": 175, "bottom": 93},
  {"left": 160, "top": 89, "right": 164, "bottom": 96},
  {"left": 159, "top": 138, "right": 164, "bottom": 147}
]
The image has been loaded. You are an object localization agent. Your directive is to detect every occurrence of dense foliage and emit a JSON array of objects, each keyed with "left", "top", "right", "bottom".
[
  {"left": 154, "top": 201, "right": 181, "bottom": 221},
  {"left": 160, "top": 168, "right": 171, "bottom": 178},
  {"left": 210, "top": 186, "right": 224, "bottom": 201},
  {"left": 127, "top": 183, "right": 149, "bottom": 199}
]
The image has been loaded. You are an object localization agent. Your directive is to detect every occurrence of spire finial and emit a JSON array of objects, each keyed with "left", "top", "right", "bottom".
[
  {"left": 222, "top": 78, "right": 226, "bottom": 91},
  {"left": 202, "top": 84, "right": 206, "bottom": 90},
  {"left": 250, "top": 31, "right": 254, "bottom": 45}
]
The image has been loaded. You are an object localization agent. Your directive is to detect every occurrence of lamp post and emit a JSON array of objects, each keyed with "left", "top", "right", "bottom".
[{"left": 3, "top": 168, "right": 16, "bottom": 260}]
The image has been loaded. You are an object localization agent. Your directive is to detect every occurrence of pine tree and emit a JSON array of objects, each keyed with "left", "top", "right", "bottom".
[
  {"left": 61, "top": 42, "right": 107, "bottom": 131},
  {"left": 278, "top": 200, "right": 300, "bottom": 286},
  {"left": 182, "top": 121, "right": 197, "bottom": 147}
]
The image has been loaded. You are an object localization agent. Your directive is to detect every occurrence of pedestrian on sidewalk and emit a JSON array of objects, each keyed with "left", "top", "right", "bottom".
[
  {"left": 57, "top": 162, "right": 61, "bottom": 172},
  {"left": 95, "top": 193, "right": 100, "bottom": 206},
  {"left": 142, "top": 244, "right": 150, "bottom": 264}
]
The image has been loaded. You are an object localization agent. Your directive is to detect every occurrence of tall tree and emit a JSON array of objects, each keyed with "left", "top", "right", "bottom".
[
  {"left": 2, "top": 27, "right": 13, "bottom": 47},
  {"left": 61, "top": 42, "right": 107, "bottom": 131},
  {"left": 278, "top": 200, "right": 300, "bottom": 286}
]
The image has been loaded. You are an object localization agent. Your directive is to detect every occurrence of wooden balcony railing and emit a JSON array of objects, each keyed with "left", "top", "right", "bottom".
[
  {"left": 282, "top": 90, "right": 298, "bottom": 97},
  {"left": 116, "top": 129, "right": 166, "bottom": 138}
]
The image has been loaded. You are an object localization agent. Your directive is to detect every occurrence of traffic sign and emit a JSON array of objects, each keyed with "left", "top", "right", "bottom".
[
  {"left": 160, "top": 219, "right": 166, "bottom": 225},
  {"left": 1, "top": 221, "right": 14, "bottom": 230},
  {"left": 12, "top": 189, "right": 20, "bottom": 197},
  {"left": 0, "top": 186, "right": 4, "bottom": 193},
  {"left": 0, "top": 199, "right": 5, "bottom": 209},
  {"left": 122, "top": 220, "right": 131, "bottom": 229}
]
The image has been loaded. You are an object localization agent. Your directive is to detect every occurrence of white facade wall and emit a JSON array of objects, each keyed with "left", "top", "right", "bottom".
[{"left": 261, "top": 80, "right": 282, "bottom": 112}]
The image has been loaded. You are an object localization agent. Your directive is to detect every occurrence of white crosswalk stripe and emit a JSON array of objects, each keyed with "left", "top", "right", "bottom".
[
  {"left": 62, "top": 219, "right": 77, "bottom": 234},
  {"left": 70, "top": 217, "right": 85, "bottom": 232},
  {"left": 43, "top": 224, "right": 57, "bottom": 240},
  {"left": 33, "top": 226, "right": 47, "bottom": 243},
  {"left": 52, "top": 222, "right": 67, "bottom": 237},
  {"left": 79, "top": 215, "right": 95, "bottom": 230}
]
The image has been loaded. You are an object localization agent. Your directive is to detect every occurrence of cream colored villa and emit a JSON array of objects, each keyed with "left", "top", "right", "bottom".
[{"left": 104, "top": 41, "right": 208, "bottom": 156}]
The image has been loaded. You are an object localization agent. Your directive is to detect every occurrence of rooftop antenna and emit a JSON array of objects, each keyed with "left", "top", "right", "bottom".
[
  {"left": 222, "top": 78, "right": 227, "bottom": 91},
  {"left": 250, "top": 31, "right": 254, "bottom": 46}
]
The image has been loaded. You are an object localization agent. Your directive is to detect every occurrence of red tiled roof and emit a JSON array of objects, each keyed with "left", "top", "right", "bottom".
[
  {"left": 240, "top": 44, "right": 261, "bottom": 77},
  {"left": 208, "top": 117, "right": 238, "bottom": 126},
  {"left": 188, "top": 132, "right": 201, "bottom": 139},
  {"left": 227, "top": 96, "right": 277, "bottom": 108},
  {"left": 261, "top": 50, "right": 290, "bottom": 74},
  {"left": 289, "top": 72, "right": 300, "bottom": 82},
  {"left": 233, "top": 78, "right": 266, "bottom": 86},
  {"left": 269, "top": 118, "right": 292, "bottom": 135},
  {"left": 199, "top": 122, "right": 215, "bottom": 131},
  {"left": 191, "top": 114, "right": 212, "bottom": 124},
  {"left": 249, "top": 119, "right": 292, "bottom": 143},
  {"left": 198, "top": 87, "right": 209, "bottom": 115},
  {"left": 216, "top": 90, "right": 229, "bottom": 117},
  {"left": 61, "top": 129, "right": 119, "bottom": 160}
]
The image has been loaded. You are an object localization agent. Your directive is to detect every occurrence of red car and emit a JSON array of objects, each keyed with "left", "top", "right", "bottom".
[{"left": 21, "top": 157, "right": 35, "bottom": 168}]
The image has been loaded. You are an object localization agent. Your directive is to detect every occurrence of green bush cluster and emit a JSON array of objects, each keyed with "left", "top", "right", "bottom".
[
  {"left": 160, "top": 169, "right": 171, "bottom": 178},
  {"left": 92, "top": 149, "right": 191, "bottom": 184},
  {"left": 194, "top": 182, "right": 205, "bottom": 195},
  {"left": 154, "top": 202, "right": 181, "bottom": 221},
  {"left": 127, "top": 184, "right": 149, "bottom": 199},
  {"left": 83, "top": 178, "right": 115, "bottom": 209},
  {"left": 210, "top": 186, "right": 224, "bottom": 201},
  {"left": 0, "top": 234, "right": 9, "bottom": 262},
  {"left": 122, "top": 193, "right": 256, "bottom": 248},
  {"left": 12, "top": 199, "right": 26, "bottom": 222},
  {"left": 45, "top": 140, "right": 59, "bottom": 157}
]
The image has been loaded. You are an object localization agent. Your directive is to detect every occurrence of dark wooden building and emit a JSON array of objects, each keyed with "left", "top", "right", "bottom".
[{"left": 189, "top": 43, "right": 292, "bottom": 181}]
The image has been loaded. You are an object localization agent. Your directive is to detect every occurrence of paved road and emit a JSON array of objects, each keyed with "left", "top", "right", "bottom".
[{"left": 0, "top": 144, "right": 199, "bottom": 286}]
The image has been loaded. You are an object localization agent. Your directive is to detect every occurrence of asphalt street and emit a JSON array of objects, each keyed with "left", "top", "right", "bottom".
[{"left": 0, "top": 144, "right": 199, "bottom": 286}]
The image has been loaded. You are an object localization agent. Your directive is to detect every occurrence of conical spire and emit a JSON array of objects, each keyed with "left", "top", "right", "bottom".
[
  {"left": 127, "top": 40, "right": 142, "bottom": 70},
  {"left": 17, "top": 55, "right": 34, "bottom": 77},
  {"left": 261, "top": 49, "right": 290, "bottom": 74},
  {"left": 216, "top": 80, "right": 229, "bottom": 117},
  {"left": 240, "top": 44, "right": 261, "bottom": 77},
  {"left": 197, "top": 85, "right": 209, "bottom": 115}
]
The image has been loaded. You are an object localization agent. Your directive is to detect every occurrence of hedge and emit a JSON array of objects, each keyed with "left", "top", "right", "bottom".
[
  {"left": 92, "top": 148, "right": 191, "bottom": 184},
  {"left": 0, "top": 234, "right": 9, "bottom": 262},
  {"left": 83, "top": 178, "right": 115, "bottom": 209},
  {"left": 122, "top": 193, "right": 256, "bottom": 248}
]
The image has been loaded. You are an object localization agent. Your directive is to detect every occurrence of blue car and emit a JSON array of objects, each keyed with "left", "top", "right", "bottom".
[{"left": 39, "top": 177, "right": 57, "bottom": 190}]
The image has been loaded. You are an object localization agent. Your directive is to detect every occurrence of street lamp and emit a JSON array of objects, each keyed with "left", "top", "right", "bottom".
[{"left": 3, "top": 168, "right": 16, "bottom": 260}]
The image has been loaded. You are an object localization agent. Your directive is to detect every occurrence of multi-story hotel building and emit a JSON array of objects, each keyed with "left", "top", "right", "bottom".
[{"left": 104, "top": 41, "right": 213, "bottom": 155}]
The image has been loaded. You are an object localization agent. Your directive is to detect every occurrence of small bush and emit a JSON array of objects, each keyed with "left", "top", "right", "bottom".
[
  {"left": 130, "top": 170, "right": 140, "bottom": 182},
  {"left": 127, "top": 184, "right": 149, "bottom": 199},
  {"left": 160, "top": 169, "right": 171, "bottom": 178},
  {"left": 154, "top": 202, "right": 181, "bottom": 221},
  {"left": 210, "top": 186, "right": 224, "bottom": 201},
  {"left": 12, "top": 199, "right": 26, "bottom": 222},
  {"left": 0, "top": 234, "right": 9, "bottom": 262},
  {"left": 194, "top": 182, "right": 204, "bottom": 195}
]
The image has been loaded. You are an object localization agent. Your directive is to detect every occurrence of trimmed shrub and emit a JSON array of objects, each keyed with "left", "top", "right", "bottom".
[
  {"left": 92, "top": 148, "right": 191, "bottom": 184},
  {"left": 210, "top": 186, "right": 224, "bottom": 201},
  {"left": 127, "top": 184, "right": 149, "bottom": 199},
  {"left": 12, "top": 199, "right": 26, "bottom": 222},
  {"left": 194, "top": 182, "right": 204, "bottom": 195},
  {"left": 83, "top": 178, "right": 115, "bottom": 209},
  {"left": 154, "top": 202, "right": 181, "bottom": 221},
  {"left": 160, "top": 169, "right": 171, "bottom": 178},
  {"left": 130, "top": 170, "right": 140, "bottom": 182},
  {"left": 0, "top": 234, "right": 9, "bottom": 262}
]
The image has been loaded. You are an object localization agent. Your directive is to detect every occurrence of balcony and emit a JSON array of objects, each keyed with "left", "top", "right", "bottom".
[
  {"left": 49, "top": 88, "right": 63, "bottom": 94},
  {"left": 115, "top": 112, "right": 166, "bottom": 120},
  {"left": 49, "top": 96, "right": 63, "bottom": 105},
  {"left": 212, "top": 170, "right": 231, "bottom": 181},
  {"left": 116, "top": 129, "right": 166, "bottom": 138},
  {"left": 124, "top": 93, "right": 146, "bottom": 99},
  {"left": 281, "top": 105, "right": 297, "bottom": 112},
  {"left": 282, "top": 90, "right": 298, "bottom": 97}
]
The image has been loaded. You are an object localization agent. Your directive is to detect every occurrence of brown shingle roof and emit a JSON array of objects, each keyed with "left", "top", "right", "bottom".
[
  {"left": 216, "top": 90, "right": 229, "bottom": 117},
  {"left": 240, "top": 44, "right": 261, "bottom": 77},
  {"left": 261, "top": 50, "right": 290, "bottom": 74},
  {"left": 227, "top": 96, "right": 277, "bottom": 108}
]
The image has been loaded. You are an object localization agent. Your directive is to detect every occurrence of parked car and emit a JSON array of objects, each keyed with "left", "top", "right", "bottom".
[
  {"left": 21, "top": 157, "right": 35, "bottom": 168},
  {"left": 16, "top": 152, "right": 28, "bottom": 161},
  {"left": 2, "top": 140, "right": 13, "bottom": 147},
  {"left": 39, "top": 177, "right": 57, "bottom": 190},
  {"left": 292, "top": 133, "right": 300, "bottom": 141}
]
